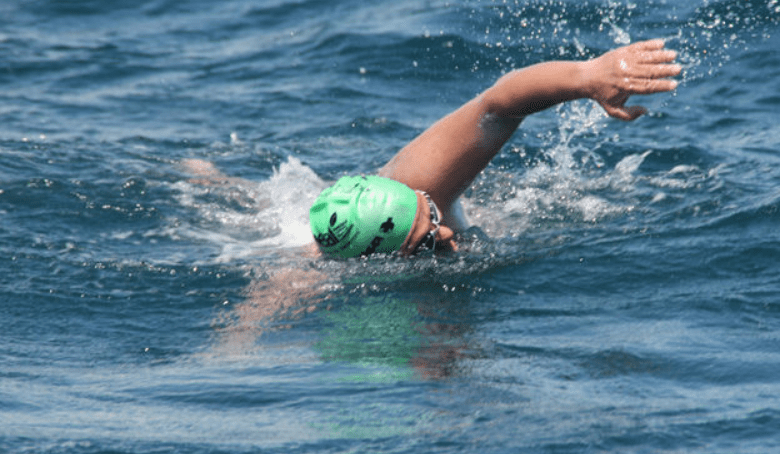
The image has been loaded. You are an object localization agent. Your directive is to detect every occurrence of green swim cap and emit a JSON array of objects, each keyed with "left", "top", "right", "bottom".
[{"left": 309, "top": 175, "right": 418, "bottom": 258}]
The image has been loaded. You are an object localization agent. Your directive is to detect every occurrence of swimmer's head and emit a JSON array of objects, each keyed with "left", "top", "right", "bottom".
[{"left": 309, "top": 176, "right": 419, "bottom": 258}]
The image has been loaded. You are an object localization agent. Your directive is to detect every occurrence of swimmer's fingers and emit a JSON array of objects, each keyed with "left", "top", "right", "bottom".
[
  {"left": 632, "top": 38, "right": 667, "bottom": 51},
  {"left": 626, "top": 46, "right": 682, "bottom": 80},
  {"left": 603, "top": 104, "right": 647, "bottom": 122},
  {"left": 603, "top": 74, "right": 677, "bottom": 121},
  {"left": 631, "top": 58, "right": 682, "bottom": 80},
  {"left": 643, "top": 62, "right": 682, "bottom": 80},
  {"left": 639, "top": 48, "right": 679, "bottom": 64},
  {"left": 598, "top": 91, "right": 645, "bottom": 121},
  {"left": 619, "top": 76, "right": 679, "bottom": 95},
  {"left": 618, "top": 39, "right": 681, "bottom": 75}
]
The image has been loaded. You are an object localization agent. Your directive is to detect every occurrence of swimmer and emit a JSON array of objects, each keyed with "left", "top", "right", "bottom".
[
  {"left": 310, "top": 39, "right": 681, "bottom": 258},
  {"left": 202, "top": 39, "right": 681, "bottom": 364},
  {"left": 186, "top": 39, "right": 681, "bottom": 258}
]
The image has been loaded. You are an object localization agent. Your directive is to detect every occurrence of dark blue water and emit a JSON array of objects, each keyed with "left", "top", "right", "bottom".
[{"left": 2, "top": 0, "right": 779, "bottom": 452}]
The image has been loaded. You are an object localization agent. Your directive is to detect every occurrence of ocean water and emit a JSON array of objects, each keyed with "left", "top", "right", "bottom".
[{"left": 1, "top": 0, "right": 779, "bottom": 452}]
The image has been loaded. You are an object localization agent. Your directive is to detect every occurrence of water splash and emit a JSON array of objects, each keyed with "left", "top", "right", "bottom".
[
  {"left": 171, "top": 156, "right": 326, "bottom": 263},
  {"left": 600, "top": 0, "right": 633, "bottom": 45},
  {"left": 464, "top": 100, "right": 722, "bottom": 250}
]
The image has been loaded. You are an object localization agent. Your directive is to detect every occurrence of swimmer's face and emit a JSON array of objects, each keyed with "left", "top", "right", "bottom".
[{"left": 399, "top": 191, "right": 455, "bottom": 255}]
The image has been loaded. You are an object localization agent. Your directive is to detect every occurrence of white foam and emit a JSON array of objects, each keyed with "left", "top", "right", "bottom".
[
  {"left": 251, "top": 157, "right": 326, "bottom": 248},
  {"left": 171, "top": 156, "right": 327, "bottom": 263}
]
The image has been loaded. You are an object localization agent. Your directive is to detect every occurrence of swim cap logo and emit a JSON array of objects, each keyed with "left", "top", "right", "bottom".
[
  {"left": 380, "top": 218, "right": 394, "bottom": 233},
  {"left": 361, "top": 236, "right": 384, "bottom": 256},
  {"left": 357, "top": 218, "right": 396, "bottom": 256},
  {"left": 314, "top": 212, "right": 353, "bottom": 248}
]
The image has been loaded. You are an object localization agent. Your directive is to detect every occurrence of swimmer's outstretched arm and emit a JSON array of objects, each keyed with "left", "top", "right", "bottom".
[{"left": 379, "top": 39, "right": 681, "bottom": 224}]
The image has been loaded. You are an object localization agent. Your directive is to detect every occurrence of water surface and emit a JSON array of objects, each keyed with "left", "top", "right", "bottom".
[{"left": 2, "top": 0, "right": 780, "bottom": 452}]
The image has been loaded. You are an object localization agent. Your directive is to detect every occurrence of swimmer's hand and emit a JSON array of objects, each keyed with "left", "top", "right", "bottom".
[
  {"left": 181, "top": 159, "right": 241, "bottom": 186},
  {"left": 582, "top": 39, "right": 682, "bottom": 121}
]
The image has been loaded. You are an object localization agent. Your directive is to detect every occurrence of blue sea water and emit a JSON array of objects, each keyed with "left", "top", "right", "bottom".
[{"left": 1, "top": 0, "right": 779, "bottom": 452}]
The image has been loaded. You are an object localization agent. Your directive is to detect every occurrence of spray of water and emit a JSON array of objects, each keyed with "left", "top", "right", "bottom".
[{"left": 170, "top": 155, "right": 326, "bottom": 263}]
